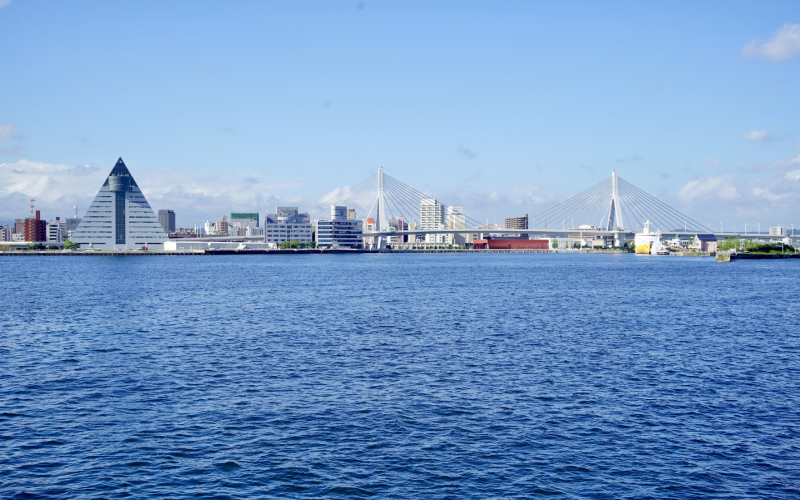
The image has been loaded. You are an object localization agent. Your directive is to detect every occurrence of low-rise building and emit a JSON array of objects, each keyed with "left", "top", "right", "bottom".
[
  {"left": 263, "top": 207, "right": 312, "bottom": 245},
  {"left": 473, "top": 238, "right": 548, "bottom": 250},
  {"left": 164, "top": 240, "right": 278, "bottom": 251},
  {"left": 693, "top": 234, "right": 718, "bottom": 252},
  {"left": 769, "top": 226, "right": 786, "bottom": 236}
]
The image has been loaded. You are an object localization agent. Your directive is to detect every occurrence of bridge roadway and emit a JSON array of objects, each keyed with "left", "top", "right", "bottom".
[
  {"left": 175, "top": 230, "right": 796, "bottom": 243},
  {"left": 362, "top": 228, "right": 797, "bottom": 242}
]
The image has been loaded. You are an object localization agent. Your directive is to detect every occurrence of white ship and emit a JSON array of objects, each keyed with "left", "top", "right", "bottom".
[
  {"left": 649, "top": 237, "right": 670, "bottom": 255},
  {"left": 634, "top": 220, "right": 659, "bottom": 254}
]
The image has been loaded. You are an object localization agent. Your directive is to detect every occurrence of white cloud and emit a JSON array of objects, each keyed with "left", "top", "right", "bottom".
[
  {"left": 674, "top": 159, "right": 800, "bottom": 226},
  {"left": 752, "top": 187, "right": 789, "bottom": 202},
  {"left": 743, "top": 130, "right": 773, "bottom": 142},
  {"left": 741, "top": 23, "right": 800, "bottom": 62},
  {"left": 704, "top": 158, "right": 722, "bottom": 168},
  {"left": 0, "top": 0, "right": 11, "bottom": 8},
  {"left": 677, "top": 175, "right": 740, "bottom": 203}
]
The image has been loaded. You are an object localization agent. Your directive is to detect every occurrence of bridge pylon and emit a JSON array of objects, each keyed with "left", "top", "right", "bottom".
[{"left": 605, "top": 170, "right": 623, "bottom": 232}]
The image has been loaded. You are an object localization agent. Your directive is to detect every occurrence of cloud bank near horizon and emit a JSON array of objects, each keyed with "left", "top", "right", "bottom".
[{"left": 2, "top": 157, "right": 799, "bottom": 229}]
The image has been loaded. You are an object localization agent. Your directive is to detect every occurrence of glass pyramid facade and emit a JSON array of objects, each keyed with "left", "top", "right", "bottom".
[{"left": 71, "top": 158, "right": 169, "bottom": 250}]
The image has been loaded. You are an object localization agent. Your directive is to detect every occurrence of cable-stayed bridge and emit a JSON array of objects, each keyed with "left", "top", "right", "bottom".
[{"left": 308, "top": 169, "right": 793, "bottom": 248}]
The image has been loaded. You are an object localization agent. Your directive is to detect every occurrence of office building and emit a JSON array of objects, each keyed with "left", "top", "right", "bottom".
[
  {"left": 347, "top": 208, "right": 356, "bottom": 220},
  {"left": 769, "top": 226, "right": 786, "bottom": 236},
  {"left": 158, "top": 209, "right": 176, "bottom": 234},
  {"left": 231, "top": 212, "right": 259, "bottom": 227},
  {"left": 229, "top": 213, "right": 259, "bottom": 237},
  {"left": 263, "top": 207, "right": 312, "bottom": 245},
  {"left": 14, "top": 219, "right": 24, "bottom": 235},
  {"left": 70, "top": 158, "right": 169, "bottom": 250},
  {"left": 1, "top": 223, "right": 12, "bottom": 242},
  {"left": 316, "top": 206, "right": 363, "bottom": 248},
  {"left": 246, "top": 226, "right": 265, "bottom": 237},
  {"left": 421, "top": 198, "right": 446, "bottom": 244},
  {"left": 505, "top": 214, "right": 529, "bottom": 230},
  {"left": 47, "top": 218, "right": 64, "bottom": 243}
]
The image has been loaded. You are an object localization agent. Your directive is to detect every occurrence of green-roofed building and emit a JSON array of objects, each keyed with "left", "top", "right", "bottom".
[{"left": 230, "top": 213, "right": 259, "bottom": 228}]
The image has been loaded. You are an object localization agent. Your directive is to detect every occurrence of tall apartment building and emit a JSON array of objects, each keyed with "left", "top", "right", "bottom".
[
  {"left": 421, "top": 198, "right": 446, "bottom": 243},
  {"left": 505, "top": 214, "right": 529, "bottom": 230},
  {"left": 217, "top": 215, "right": 229, "bottom": 236},
  {"left": 158, "top": 209, "right": 176, "bottom": 234},
  {"left": 24, "top": 211, "right": 47, "bottom": 242}
]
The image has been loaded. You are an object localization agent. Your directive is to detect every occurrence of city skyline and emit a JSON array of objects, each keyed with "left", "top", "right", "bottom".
[{"left": 1, "top": 1, "right": 799, "bottom": 228}]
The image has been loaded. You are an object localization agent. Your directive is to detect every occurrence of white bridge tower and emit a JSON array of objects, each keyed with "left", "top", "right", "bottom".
[{"left": 605, "top": 170, "right": 624, "bottom": 231}]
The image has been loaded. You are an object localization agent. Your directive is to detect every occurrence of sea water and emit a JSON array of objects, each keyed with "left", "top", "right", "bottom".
[{"left": 1, "top": 254, "right": 798, "bottom": 498}]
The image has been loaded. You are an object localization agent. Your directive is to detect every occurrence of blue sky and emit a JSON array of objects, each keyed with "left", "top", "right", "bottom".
[{"left": 1, "top": 1, "right": 799, "bottom": 230}]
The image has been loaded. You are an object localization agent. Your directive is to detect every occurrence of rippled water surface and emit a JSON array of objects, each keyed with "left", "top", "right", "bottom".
[{"left": 1, "top": 253, "right": 798, "bottom": 499}]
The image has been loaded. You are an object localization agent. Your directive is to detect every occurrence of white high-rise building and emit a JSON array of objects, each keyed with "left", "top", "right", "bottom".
[
  {"left": 421, "top": 198, "right": 446, "bottom": 244},
  {"left": 71, "top": 158, "right": 169, "bottom": 250},
  {"left": 447, "top": 207, "right": 467, "bottom": 245}
]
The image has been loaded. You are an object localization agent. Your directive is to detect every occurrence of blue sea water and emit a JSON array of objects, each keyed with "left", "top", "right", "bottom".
[{"left": 0, "top": 253, "right": 798, "bottom": 499}]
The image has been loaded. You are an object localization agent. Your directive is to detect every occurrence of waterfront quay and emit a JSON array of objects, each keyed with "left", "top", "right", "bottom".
[{"left": 0, "top": 248, "right": 633, "bottom": 256}]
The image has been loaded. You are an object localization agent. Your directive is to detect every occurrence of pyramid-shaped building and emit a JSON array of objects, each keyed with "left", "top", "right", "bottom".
[{"left": 71, "top": 158, "right": 169, "bottom": 250}]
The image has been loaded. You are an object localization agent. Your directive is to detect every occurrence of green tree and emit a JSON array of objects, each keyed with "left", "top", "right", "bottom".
[
  {"left": 718, "top": 238, "right": 741, "bottom": 251},
  {"left": 63, "top": 239, "right": 81, "bottom": 250},
  {"left": 552, "top": 239, "right": 559, "bottom": 249}
]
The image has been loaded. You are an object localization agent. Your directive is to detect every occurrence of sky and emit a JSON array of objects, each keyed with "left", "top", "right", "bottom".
[{"left": 1, "top": 1, "right": 799, "bottom": 231}]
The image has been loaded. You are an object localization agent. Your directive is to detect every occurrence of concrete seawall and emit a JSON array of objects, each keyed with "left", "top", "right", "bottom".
[{"left": 0, "top": 248, "right": 587, "bottom": 256}]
